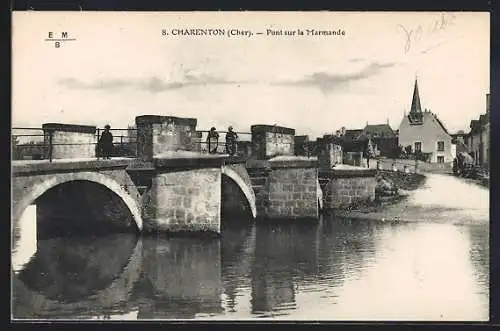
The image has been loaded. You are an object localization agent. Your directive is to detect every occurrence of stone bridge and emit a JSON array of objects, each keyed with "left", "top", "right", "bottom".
[
  {"left": 12, "top": 115, "right": 378, "bottom": 239},
  {"left": 12, "top": 156, "right": 257, "bottom": 239}
]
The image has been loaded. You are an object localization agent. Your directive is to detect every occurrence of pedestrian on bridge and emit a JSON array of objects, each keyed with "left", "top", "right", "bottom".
[
  {"left": 99, "top": 124, "right": 114, "bottom": 159},
  {"left": 207, "top": 127, "right": 219, "bottom": 154},
  {"left": 225, "top": 126, "right": 238, "bottom": 156}
]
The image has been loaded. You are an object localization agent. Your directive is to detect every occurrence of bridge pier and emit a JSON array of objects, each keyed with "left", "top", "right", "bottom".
[
  {"left": 131, "top": 115, "right": 237, "bottom": 235},
  {"left": 265, "top": 157, "right": 320, "bottom": 220},
  {"left": 142, "top": 166, "right": 223, "bottom": 234}
]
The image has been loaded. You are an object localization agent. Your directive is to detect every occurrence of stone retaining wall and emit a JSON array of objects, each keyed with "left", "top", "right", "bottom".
[{"left": 323, "top": 169, "right": 377, "bottom": 209}]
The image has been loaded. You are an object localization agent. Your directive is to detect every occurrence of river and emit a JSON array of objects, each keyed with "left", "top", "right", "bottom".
[{"left": 11, "top": 174, "right": 489, "bottom": 321}]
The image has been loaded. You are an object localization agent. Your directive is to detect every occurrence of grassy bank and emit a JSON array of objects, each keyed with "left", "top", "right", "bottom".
[
  {"left": 330, "top": 170, "right": 426, "bottom": 216},
  {"left": 376, "top": 170, "right": 426, "bottom": 191}
]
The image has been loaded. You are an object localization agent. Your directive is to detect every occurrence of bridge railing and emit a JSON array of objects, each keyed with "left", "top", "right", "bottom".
[
  {"left": 11, "top": 128, "right": 48, "bottom": 161},
  {"left": 95, "top": 128, "right": 138, "bottom": 159},
  {"left": 196, "top": 130, "right": 252, "bottom": 156},
  {"left": 12, "top": 126, "right": 317, "bottom": 161},
  {"left": 12, "top": 127, "right": 138, "bottom": 161}
]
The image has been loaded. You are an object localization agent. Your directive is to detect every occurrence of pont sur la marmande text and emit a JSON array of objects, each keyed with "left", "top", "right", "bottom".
[{"left": 161, "top": 28, "right": 346, "bottom": 37}]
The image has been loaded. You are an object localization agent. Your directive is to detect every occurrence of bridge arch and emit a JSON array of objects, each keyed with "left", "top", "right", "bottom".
[
  {"left": 13, "top": 172, "right": 143, "bottom": 231},
  {"left": 221, "top": 167, "right": 257, "bottom": 219}
]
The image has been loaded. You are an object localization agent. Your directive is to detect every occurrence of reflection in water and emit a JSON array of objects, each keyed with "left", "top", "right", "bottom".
[
  {"left": 13, "top": 233, "right": 140, "bottom": 319},
  {"left": 134, "top": 237, "right": 223, "bottom": 319},
  {"left": 12, "top": 217, "right": 489, "bottom": 321},
  {"left": 465, "top": 224, "right": 489, "bottom": 315},
  {"left": 328, "top": 222, "right": 487, "bottom": 321}
]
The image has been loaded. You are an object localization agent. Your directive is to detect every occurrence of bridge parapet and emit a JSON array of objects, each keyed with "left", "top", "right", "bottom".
[
  {"left": 42, "top": 123, "right": 97, "bottom": 160},
  {"left": 251, "top": 125, "right": 295, "bottom": 160},
  {"left": 135, "top": 115, "right": 199, "bottom": 162}
]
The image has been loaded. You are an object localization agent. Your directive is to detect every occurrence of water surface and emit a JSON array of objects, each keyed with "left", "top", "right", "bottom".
[{"left": 11, "top": 174, "right": 489, "bottom": 321}]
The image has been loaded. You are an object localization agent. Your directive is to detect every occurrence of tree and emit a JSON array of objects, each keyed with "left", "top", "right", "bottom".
[
  {"left": 389, "top": 145, "right": 404, "bottom": 159},
  {"left": 404, "top": 145, "right": 412, "bottom": 157}
]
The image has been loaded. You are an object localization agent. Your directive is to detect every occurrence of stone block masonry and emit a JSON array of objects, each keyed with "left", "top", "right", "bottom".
[
  {"left": 251, "top": 125, "right": 295, "bottom": 160},
  {"left": 136, "top": 115, "right": 198, "bottom": 162},
  {"left": 323, "top": 168, "right": 377, "bottom": 209},
  {"left": 42, "top": 123, "right": 97, "bottom": 159},
  {"left": 143, "top": 168, "right": 221, "bottom": 234},
  {"left": 265, "top": 158, "right": 320, "bottom": 219}
]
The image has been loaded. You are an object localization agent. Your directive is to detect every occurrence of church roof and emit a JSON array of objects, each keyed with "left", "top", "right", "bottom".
[{"left": 410, "top": 79, "right": 422, "bottom": 114}]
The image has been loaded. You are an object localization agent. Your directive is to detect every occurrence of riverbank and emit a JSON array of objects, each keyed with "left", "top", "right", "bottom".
[
  {"left": 331, "top": 170, "right": 426, "bottom": 217},
  {"left": 332, "top": 172, "right": 489, "bottom": 226}
]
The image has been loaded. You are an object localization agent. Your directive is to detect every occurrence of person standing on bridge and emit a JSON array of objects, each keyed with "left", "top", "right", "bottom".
[
  {"left": 225, "top": 126, "right": 238, "bottom": 156},
  {"left": 99, "top": 124, "right": 114, "bottom": 159},
  {"left": 207, "top": 127, "right": 219, "bottom": 154}
]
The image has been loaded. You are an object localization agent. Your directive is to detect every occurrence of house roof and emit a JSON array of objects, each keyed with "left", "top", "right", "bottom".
[
  {"left": 343, "top": 129, "right": 363, "bottom": 141},
  {"left": 430, "top": 113, "right": 450, "bottom": 135},
  {"left": 363, "top": 124, "right": 396, "bottom": 138}
]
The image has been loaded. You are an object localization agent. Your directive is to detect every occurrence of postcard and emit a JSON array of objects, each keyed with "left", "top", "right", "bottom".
[{"left": 11, "top": 11, "right": 490, "bottom": 321}]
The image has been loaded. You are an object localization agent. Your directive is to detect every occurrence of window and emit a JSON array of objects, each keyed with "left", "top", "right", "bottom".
[
  {"left": 437, "top": 141, "right": 445, "bottom": 151},
  {"left": 437, "top": 156, "right": 445, "bottom": 163},
  {"left": 414, "top": 142, "right": 422, "bottom": 152}
]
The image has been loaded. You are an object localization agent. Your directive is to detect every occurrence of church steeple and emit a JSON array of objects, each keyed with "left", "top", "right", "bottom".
[{"left": 410, "top": 79, "right": 422, "bottom": 114}]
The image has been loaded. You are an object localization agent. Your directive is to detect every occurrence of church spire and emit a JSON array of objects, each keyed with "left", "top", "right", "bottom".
[{"left": 410, "top": 79, "right": 422, "bottom": 114}]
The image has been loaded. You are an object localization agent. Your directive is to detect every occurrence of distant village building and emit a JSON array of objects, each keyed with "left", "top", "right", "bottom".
[
  {"left": 361, "top": 122, "right": 398, "bottom": 157},
  {"left": 316, "top": 134, "right": 343, "bottom": 171},
  {"left": 339, "top": 129, "right": 365, "bottom": 166},
  {"left": 294, "top": 135, "right": 310, "bottom": 156},
  {"left": 398, "top": 79, "right": 453, "bottom": 163},
  {"left": 465, "top": 93, "right": 490, "bottom": 168},
  {"left": 451, "top": 130, "right": 468, "bottom": 158}
]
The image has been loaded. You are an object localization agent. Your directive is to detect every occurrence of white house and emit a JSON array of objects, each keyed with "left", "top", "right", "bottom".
[{"left": 398, "top": 79, "right": 453, "bottom": 164}]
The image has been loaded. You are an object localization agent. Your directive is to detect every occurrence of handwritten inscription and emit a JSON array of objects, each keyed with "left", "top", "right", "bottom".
[{"left": 398, "top": 13, "right": 456, "bottom": 54}]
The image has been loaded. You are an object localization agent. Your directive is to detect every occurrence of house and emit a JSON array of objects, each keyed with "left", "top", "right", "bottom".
[
  {"left": 316, "top": 134, "right": 343, "bottom": 171},
  {"left": 326, "top": 128, "right": 374, "bottom": 167},
  {"left": 361, "top": 123, "right": 398, "bottom": 157},
  {"left": 451, "top": 130, "right": 468, "bottom": 159},
  {"left": 294, "top": 135, "right": 310, "bottom": 156},
  {"left": 465, "top": 93, "right": 490, "bottom": 168},
  {"left": 398, "top": 79, "right": 453, "bottom": 164}
]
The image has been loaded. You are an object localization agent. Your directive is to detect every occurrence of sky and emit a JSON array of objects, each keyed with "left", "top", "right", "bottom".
[{"left": 12, "top": 11, "right": 489, "bottom": 139}]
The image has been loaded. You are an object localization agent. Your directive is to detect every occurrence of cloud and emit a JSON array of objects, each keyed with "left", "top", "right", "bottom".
[
  {"left": 58, "top": 78, "right": 131, "bottom": 90},
  {"left": 349, "top": 58, "right": 365, "bottom": 63},
  {"left": 273, "top": 61, "right": 398, "bottom": 93},
  {"left": 58, "top": 72, "right": 243, "bottom": 93}
]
